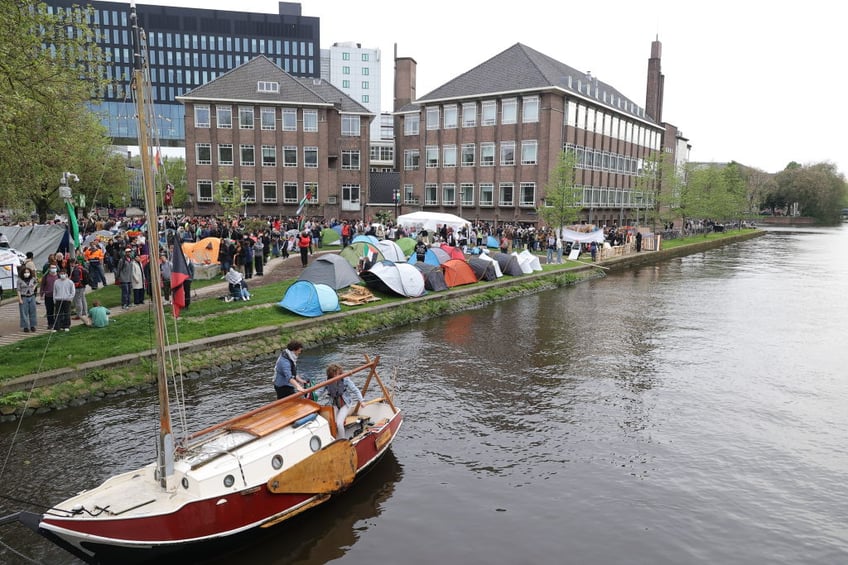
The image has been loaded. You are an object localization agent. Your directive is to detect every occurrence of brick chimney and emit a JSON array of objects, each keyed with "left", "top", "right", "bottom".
[
  {"left": 394, "top": 44, "right": 416, "bottom": 111},
  {"left": 645, "top": 37, "right": 664, "bottom": 123}
]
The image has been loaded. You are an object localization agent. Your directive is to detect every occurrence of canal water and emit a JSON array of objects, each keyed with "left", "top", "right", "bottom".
[{"left": 1, "top": 225, "right": 846, "bottom": 564}]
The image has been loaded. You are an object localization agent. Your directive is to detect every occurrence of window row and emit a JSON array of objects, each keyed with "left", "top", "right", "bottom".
[
  {"left": 196, "top": 144, "right": 339, "bottom": 168},
  {"left": 565, "top": 143, "right": 648, "bottom": 176},
  {"left": 403, "top": 96, "right": 540, "bottom": 135},
  {"left": 565, "top": 100, "right": 662, "bottom": 151},
  {"left": 340, "top": 52, "right": 371, "bottom": 62},
  {"left": 196, "top": 180, "right": 319, "bottom": 204},
  {"left": 571, "top": 186, "right": 654, "bottom": 209},
  {"left": 401, "top": 182, "right": 536, "bottom": 208},
  {"left": 403, "top": 141, "right": 538, "bottom": 170},
  {"left": 194, "top": 105, "right": 319, "bottom": 132}
]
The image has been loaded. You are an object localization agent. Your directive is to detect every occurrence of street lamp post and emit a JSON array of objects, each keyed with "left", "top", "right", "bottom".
[{"left": 393, "top": 188, "right": 400, "bottom": 221}]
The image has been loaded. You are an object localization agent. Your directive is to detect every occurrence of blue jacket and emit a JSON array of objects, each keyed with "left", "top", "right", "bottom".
[{"left": 273, "top": 349, "right": 298, "bottom": 388}]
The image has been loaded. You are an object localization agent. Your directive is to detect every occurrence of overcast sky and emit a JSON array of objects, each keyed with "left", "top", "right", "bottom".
[{"left": 140, "top": 0, "right": 847, "bottom": 176}]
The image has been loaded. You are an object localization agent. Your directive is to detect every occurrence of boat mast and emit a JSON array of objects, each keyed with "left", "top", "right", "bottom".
[{"left": 130, "top": 5, "right": 174, "bottom": 488}]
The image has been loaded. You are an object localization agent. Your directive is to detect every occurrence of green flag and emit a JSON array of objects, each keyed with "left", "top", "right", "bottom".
[{"left": 65, "top": 201, "right": 80, "bottom": 250}]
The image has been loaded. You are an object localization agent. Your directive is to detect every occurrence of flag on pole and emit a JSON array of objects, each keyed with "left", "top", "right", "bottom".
[
  {"left": 65, "top": 201, "right": 80, "bottom": 250},
  {"left": 295, "top": 190, "right": 312, "bottom": 216},
  {"left": 154, "top": 148, "right": 162, "bottom": 171},
  {"left": 170, "top": 241, "right": 191, "bottom": 318}
]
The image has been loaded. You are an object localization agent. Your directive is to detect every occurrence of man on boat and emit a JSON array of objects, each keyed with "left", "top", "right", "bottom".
[
  {"left": 324, "top": 363, "right": 363, "bottom": 439},
  {"left": 273, "top": 340, "right": 309, "bottom": 398}
]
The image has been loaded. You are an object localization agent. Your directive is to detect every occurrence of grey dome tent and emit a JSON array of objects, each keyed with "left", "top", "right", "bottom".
[
  {"left": 413, "top": 262, "right": 448, "bottom": 292},
  {"left": 492, "top": 252, "right": 524, "bottom": 276},
  {"left": 297, "top": 254, "right": 361, "bottom": 289},
  {"left": 467, "top": 256, "right": 498, "bottom": 281}
]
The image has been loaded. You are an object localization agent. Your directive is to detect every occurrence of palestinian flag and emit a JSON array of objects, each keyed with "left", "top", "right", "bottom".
[
  {"left": 65, "top": 201, "right": 80, "bottom": 250},
  {"left": 295, "top": 190, "right": 312, "bottom": 216},
  {"left": 170, "top": 242, "right": 191, "bottom": 318}
]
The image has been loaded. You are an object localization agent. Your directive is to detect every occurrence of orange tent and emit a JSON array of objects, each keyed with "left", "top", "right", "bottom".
[
  {"left": 184, "top": 237, "right": 221, "bottom": 265},
  {"left": 440, "top": 259, "right": 477, "bottom": 288}
]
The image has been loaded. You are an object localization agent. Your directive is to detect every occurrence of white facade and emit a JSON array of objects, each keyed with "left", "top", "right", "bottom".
[{"left": 320, "top": 42, "right": 382, "bottom": 140}]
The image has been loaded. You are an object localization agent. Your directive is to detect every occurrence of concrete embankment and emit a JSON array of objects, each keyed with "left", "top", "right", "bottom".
[{"left": 0, "top": 230, "right": 764, "bottom": 420}]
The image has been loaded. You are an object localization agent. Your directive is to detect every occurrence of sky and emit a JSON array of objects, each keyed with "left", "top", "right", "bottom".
[{"left": 139, "top": 0, "right": 847, "bottom": 176}]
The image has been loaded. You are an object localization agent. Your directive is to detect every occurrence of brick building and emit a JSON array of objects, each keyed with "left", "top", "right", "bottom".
[
  {"left": 178, "top": 56, "right": 373, "bottom": 219},
  {"left": 393, "top": 41, "right": 682, "bottom": 228}
]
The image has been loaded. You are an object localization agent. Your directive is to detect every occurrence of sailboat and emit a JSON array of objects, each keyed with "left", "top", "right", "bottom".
[{"left": 5, "top": 8, "right": 402, "bottom": 563}]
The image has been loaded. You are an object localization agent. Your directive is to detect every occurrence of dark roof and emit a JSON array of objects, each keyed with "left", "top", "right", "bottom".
[
  {"left": 177, "top": 55, "right": 370, "bottom": 114},
  {"left": 407, "top": 43, "right": 652, "bottom": 123}
]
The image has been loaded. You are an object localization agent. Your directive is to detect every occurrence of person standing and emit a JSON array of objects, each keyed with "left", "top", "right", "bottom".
[
  {"left": 39, "top": 265, "right": 59, "bottom": 329},
  {"left": 52, "top": 269, "right": 75, "bottom": 332},
  {"left": 183, "top": 257, "right": 195, "bottom": 310},
  {"left": 84, "top": 240, "right": 106, "bottom": 289},
  {"left": 68, "top": 257, "right": 89, "bottom": 321},
  {"left": 297, "top": 230, "right": 311, "bottom": 267},
  {"left": 17, "top": 267, "right": 38, "bottom": 333},
  {"left": 636, "top": 231, "right": 643, "bottom": 252},
  {"left": 252, "top": 235, "right": 264, "bottom": 276},
  {"left": 115, "top": 248, "right": 134, "bottom": 309},
  {"left": 324, "top": 363, "right": 364, "bottom": 439},
  {"left": 158, "top": 251, "right": 172, "bottom": 304},
  {"left": 131, "top": 254, "right": 145, "bottom": 305},
  {"left": 273, "top": 340, "right": 309, "bottom": 399}
]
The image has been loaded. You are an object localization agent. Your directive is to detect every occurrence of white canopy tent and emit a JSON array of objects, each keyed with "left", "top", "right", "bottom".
[
  {"left": 558, "top": 227, "right": 606, "bottom": 244},
  {"left": 397, "top": 211, "right": 471, "bottom": 233}
]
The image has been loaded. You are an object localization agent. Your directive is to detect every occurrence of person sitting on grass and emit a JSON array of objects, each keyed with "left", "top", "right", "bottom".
[
  {"left": 224, "top": 267, "right": 251, "bottom": 302},
  {"left": 87, "top": 300, "right": 111, "bottom": 328}
]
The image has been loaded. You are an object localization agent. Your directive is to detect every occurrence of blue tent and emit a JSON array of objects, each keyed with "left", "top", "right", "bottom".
[
  {"left": 407, "top": 247, "right": 450, "bottom": 266},
  {"left": 352, "top": 234, "right": 379, "bottom": 245},
  {"left": 278, "top": 280, "right": 340, "bottom": 317},
  {"left": 486, "top": 235, "right": 500, "bottom": 248}
]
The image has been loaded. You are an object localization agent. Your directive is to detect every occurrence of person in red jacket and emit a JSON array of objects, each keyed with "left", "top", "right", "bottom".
[{"left": 297, "top": 231, "right": 311, "bottom": 267}]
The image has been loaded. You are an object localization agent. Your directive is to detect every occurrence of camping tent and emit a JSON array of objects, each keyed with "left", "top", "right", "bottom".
[
  {"left": 439, "top": 244, "right": 465, "bottom": 261},
  {"left": 408, "top": 246, "right": 450, "bottom": 267},
  {"left": 516, "top": 250, "right": 543, "bottom": 273},
  {"left": 492, "top": 252, "right": 524, "bottom": 276},
  {"left": 352, "top": 234, "right": 379, "bottom": 245},
  {"left": 413, "top": 262, "right": 449, "bottom": 292},
  {"left": 395, "top": 237, "right": 417, "bottom": 257},
  {"left": 467, "top": 255, "right": 499, "bottom": 281},
  {"left": 476, "top": 252, "right": 503, "bottom": 277},
  {"left": 375, "top": 239, "right": 406, "bottom": 262},
  {"left": 440, "top": 259, "right": 478, "bottom": 288},
  {"left": 396, "top": 211, "right": 471, "bottom": 233},
  {"left": 360, "top": 260, "right": 425, "bottom": 297},
  {"left": 298, "top": 254, "right": 361, "bottom": 289},
  {"left": 321, "top": 227, "right": 341, "bottom": 246},
  {"left": 278, "top": 280, "right": 340, "bottom": 317},
  {"left": 486, "top": 235, "right": 500, "bottom": 248},
  {"left": 558, "top": 227, "right": 606, "bottom": 244},
  {"left": 1, "top": 223, "right": 66, "bottom": 269},
  {"left": 339, "top": 241, "right": 384, "bottom": 269},
  {"left": 185, "top": 237, "right": 221, "bottom": 265}
]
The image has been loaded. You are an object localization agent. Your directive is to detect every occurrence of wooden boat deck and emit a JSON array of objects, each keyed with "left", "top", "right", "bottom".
[{"left": 226, "top": 398, "right": 320, "bottom": 437}]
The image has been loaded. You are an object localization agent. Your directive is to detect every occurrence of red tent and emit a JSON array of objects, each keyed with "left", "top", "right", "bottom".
[
  {"left": 439, "top": 244, "right": 466, "bottom": 261},
  {"left": 440, "top": 259, "right": 477, "bottom": 288}
]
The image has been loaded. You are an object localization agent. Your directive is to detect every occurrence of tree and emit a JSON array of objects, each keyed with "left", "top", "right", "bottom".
[
  {"left": 775, "top": 162, "right": 847, "bottom": 224},
  {"left": 215, "top": 176, "right": 243, "bottom": 220},
  {"left": 537, "top": 150, "right": 581, "bottom": 231},
  {"left": 160, "top": 157, "right": 188, "bottom": 210}
]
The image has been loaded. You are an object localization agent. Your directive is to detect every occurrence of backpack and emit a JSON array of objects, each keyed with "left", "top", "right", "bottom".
[{"left": 72, "top": 264, "right": 89, "bottom": 287}]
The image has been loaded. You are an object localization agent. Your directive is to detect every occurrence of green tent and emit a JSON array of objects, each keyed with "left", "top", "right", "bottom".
[
  {"left": 395, "top": 237, "right": 417, "bottom": 257},
  {"left": 321, "top": 227, "right": 341, "bottom": 245}
]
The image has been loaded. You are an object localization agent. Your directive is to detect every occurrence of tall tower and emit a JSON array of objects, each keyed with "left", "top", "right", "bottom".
[{"left": 645, "top": 37, "right": 664, "bottom": 123}]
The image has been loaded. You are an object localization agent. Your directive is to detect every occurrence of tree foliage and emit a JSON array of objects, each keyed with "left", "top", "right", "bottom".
[
  {"left": 215, "top": 176, "right": 244, "bottom": 220},
  {"left": 773, "top": 162, "right": 846, "bottom": 224},
  {"left": 0, "top": 2, "right": 114, "bottom": 217},
  {"left": 680, "top": 163, "right": 750, "bottom": 224},
  {"left": 537, "top": 150, "right": 581, "bottom": 229}
]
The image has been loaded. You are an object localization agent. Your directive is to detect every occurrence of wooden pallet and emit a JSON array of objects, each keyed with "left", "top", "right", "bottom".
[{"left": 339, "top": 284, "right": 380, "bottom": 306}]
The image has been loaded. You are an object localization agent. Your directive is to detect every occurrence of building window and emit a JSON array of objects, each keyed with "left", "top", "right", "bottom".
[
  {"left": 481, "top": 101, "right": 496, "bottom": 126},
  {"left": 442, "top": 183, "right": 456, "bottom": 206},
  {"left": 522, "top": 96, "right": 540, "bottom": 123},
  {"left": 283, "top": 182, "right": 298, "bottom": 203},
  {"left": 197, "top": 180, "right": 213, "bottom": 202},
  {"left": 404, "top": 149, "right": 420, "bottom": 170},
  {"left": 239, "top": 144, "right": 254, "bottom": 166},
  {"left": 424, "top": 183, "right": 438, "bottom": 205},
  {"left": 304, "top": 146, "right": 318, "bottom": 168},
  {"left": 342, "top": 79, "right": 350, "bottom": 88},
  {"left": 361, "top": 53, "right": 369, "bottom": 62},
  {"left": 342, "top": 65, "right": 350, "bottom": 74},
  {"left": 426, "top": 107, "right": 440, "bottom": 130},
  {"left": 443, "top": 105, "right": 457, "bottom": 129},
  {"left": 305, "top": 183, "right": 318, "bottom": 202},
  {"left": 425, "top": 146, "right": 439, "bottom": 168},
  {"left": 342, "top": 52, "right": 350, "bottom": 60},
  {"left": 282, "top": 109, "right": 297, "bottom": 131},
  {"left": 216, "top": 105, "right": 231, "bottom": 128},
  {"left": 260, "top": 107, "right": 275, "bottom": 130},
  {"left": 499, "top": 183, "right": 514, "bottom": 206},
  {"left": 361, "top": 81, "right": 369, "bottom": 89},
  {"left": 462, "top": 103, "right": 476, "bottom": 127},
  {"left": 262, "top": 145, "right": 276, "bottom": 167},
  {"left": 461, "top": 143, "right": 475, "bottom": 167},
  {"left": 342, "top": 115, "right": 360, "bottom": 136},
  {"left": 443, "top": 145, "right": 457, "bottom": 168},
  {"left": 195, "top": 143, "right": 211, "bottom": 165},
  {"left": 403, "top": 184, "right": 414, "bottom": 204},
  {"left": 480, "top": 143, "right": 495, "bottom": 167},
  {"left": 501, "top": 98, "right": 517, "bottom": 124},
  {"left": 521, "top": 140, "right": 538, "bottom": 165},
  {"left": 262, "top": 181, "right": 277, "bottom": 203},
  {"left": 500, "top": 141, "right": 515, "bottom": 166},
  {"left": 520, "top": 182, "right": 536, "bottom": 207},
  {"left": 404, "top": 114, "right": 419, "bottom": 136},
  {"left": 238, "top": 106, "right": 254, "bottom": 129},
  {"left": 460, "top": 183, "right": 474, "bottom": 206},
  {"left": 479, "top": 183, "right": 494, "bottom": 206},
  {"left": 342, "top": 150, "right": 360, "bottom": 170},
  {"left": 361, "top": 94, "right": 369, "bottom": 103},
  {"left": 194, "top": 105, "right": 210, "bottom": 128},
  {"left": 362, "top": 67, "right": 370, "bottom": 75},
  {"left": 242, "top": 181, "right": 256, "bottom": 203},
  {"left": 218, "top": 144, "right": 233, "bottom": 166},
  {"left": 283, "top": 146, "right": 297, "bottom": 167},
  {"left": 303, "top": 110, "right": 318, "bottom": 132},
  {"left": 342, "top": 184, "right": 359, "bottom": 204},
  {"left": 257, "top": 81, "right": 279, "bottom": 93}
]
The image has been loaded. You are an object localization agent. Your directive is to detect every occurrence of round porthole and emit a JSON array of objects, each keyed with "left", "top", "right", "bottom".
[
  {"left": 223, "top": 474, "right": 235, "bottom": 487},
  {"left": 181, "top": 477, "right": 189, "bottom": 490},
  {"left": 309, "top": 435, "right": 322, "bottom": 452},
  {"left": 271, "top": 454, "right": 284, "bottom": 470}
]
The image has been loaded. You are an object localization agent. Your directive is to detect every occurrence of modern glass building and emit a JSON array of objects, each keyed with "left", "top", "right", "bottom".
[{"left": 44, "top": 1, "right": 321, "bottom": 145}]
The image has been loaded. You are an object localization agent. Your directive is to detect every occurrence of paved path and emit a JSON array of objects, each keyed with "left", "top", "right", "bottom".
[{"left": 0, "top": 249, "right": 324, "bottom": 346}]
